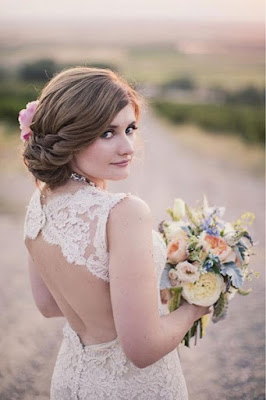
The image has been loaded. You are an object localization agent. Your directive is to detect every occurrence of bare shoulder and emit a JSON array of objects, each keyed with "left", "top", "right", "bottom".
[{"left": 109, "top": 194, "right": 152, "bottom": 226}]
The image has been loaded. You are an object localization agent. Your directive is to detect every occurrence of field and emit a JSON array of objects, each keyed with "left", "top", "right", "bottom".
[{"left": 0, "top": 20, "right": 264, "bottom": 89}]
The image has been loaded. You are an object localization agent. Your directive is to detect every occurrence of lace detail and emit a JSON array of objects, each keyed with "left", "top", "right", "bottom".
[
  {"left": 24, "top": 187, "right": 132, "bottom": 282},
  {"left": 50, "top": 322, "right": 188, "bottom": 400},
  {"left": 24, "top": 186, "right": 188, "bottom": 399}
]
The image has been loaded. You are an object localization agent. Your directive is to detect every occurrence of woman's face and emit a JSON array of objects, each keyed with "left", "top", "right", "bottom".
[{"left": 71, "top": 103, "right": 137, "bottom": 187}]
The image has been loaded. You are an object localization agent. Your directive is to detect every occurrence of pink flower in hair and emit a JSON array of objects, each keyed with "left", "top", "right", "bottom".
[{"left": 18, "top": 100, "right": 39, "bottom": 142}]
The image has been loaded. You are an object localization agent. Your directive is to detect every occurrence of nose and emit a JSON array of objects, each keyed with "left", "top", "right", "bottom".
[{"left": 118, "top": 133, "right": 135, "bottom": 156}]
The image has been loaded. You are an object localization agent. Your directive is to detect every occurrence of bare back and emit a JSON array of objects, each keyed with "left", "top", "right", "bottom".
[{"left": 24, "top": 182, "right": 131, "bottom": 345}]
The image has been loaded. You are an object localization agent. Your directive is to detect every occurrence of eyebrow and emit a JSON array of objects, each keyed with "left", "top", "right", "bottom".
[{"left": 107, "top": 121, "right": 136, "bottom": 129}]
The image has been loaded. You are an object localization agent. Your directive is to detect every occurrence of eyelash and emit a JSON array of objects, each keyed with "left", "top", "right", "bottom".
[{"left": 101, "top": 125, "right": 138, "bottom": 139}]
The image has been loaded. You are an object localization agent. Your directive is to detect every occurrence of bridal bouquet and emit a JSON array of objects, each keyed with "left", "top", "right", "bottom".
[{"left": 159, "top": 196, "right": 257, "bottom": 347}]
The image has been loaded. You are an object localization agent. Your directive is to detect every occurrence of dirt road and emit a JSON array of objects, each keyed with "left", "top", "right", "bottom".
[{"left": 0, "top": 109, "right": 264, "bottom": 399}]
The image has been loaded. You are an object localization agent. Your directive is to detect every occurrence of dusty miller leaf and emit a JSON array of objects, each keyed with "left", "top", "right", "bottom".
[
  {"left": 159, "top": 264, "right": 172, "bottom": 289},
  {"left": 220, "top": 262, "right": 244, "bottom": 289}
]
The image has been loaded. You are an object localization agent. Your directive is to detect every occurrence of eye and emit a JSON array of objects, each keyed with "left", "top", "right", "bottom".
[
  {"left": 126, "top": 125, "right": 138, "bottom": 135},
  {"left": 100, "top": 130, "right": 114, "bottom": 139}
]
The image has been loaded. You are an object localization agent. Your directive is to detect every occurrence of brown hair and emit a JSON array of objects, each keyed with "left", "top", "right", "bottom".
[{"left": 22, "top": 66, "right": 141, "bottom": 189}]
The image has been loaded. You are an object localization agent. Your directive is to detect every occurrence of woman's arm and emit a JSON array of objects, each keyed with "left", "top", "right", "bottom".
[
  {"left": 28, "top": 253, "right": 64, "bottom": 318},
  {"left": 108, "top": 195, "right": 210, "bottom": 369}
]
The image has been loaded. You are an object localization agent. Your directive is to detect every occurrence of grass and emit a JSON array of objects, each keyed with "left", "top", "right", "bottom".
[{"left": 122, "top": 49, "right": 264, "bottom": 89}]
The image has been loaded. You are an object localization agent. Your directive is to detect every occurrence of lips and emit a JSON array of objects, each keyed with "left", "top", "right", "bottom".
[{"left": 112, "top": 160, "right": 130, "bottom": 165}]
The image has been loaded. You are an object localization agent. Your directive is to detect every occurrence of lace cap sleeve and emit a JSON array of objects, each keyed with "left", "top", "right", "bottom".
[{"left": 24, "top": 189, "right": 46, "bottom": 240}]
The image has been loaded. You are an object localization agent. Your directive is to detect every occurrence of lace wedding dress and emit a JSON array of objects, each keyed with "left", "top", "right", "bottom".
[{"left": 24, "top": 185, "right": 188, "bottom": 400}]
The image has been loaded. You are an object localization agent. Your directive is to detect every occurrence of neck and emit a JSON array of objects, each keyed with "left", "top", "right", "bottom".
[{"left": 70, "top": 171, "right": 106, "bottom": 190}]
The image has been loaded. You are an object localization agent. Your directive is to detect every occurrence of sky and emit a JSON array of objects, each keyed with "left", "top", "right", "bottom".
[{"left": 1, "top": 0, "right": 264, "bottom": 22}]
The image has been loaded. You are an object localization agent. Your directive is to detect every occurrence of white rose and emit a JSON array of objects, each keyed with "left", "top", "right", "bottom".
[
  {"left": 165, "top": 221, "right": 186, "bottom": 241},
  {"left": 182, "top": 272, "right": 225, "bottom": 307}
]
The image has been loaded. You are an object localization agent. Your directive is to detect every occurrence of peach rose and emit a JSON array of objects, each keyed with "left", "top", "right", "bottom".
[
  {"left": 204, "top": 234, "right": 233, "bottom": 263},
  {"left": 168, "top": 268, "right": 181, "bottom": 287},
  {"left": 175, "top": 261, "right": 200, "bottom": 283},
  {"left": 167, "top": 231, "right": 188, "bottom": 264},
  {"left": 169, "top": 268, "right": 179, "bottom": 280}
]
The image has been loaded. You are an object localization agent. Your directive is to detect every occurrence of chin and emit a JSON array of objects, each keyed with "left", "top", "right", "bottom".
[
  {"left": 112, "top": 176, "right": 129, "bottom": 181},
  {"left": 111, "top": 172, "right": 130, "bottom": 181}
]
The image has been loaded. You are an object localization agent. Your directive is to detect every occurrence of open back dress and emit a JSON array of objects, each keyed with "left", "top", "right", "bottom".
[{"left": 24, "top": 184, "right": 188, "bottom": 400}]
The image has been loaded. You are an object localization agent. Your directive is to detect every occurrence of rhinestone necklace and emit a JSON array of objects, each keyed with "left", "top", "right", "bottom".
[{"left": 70, "top": 172, "right": 97, "bottom": 187}]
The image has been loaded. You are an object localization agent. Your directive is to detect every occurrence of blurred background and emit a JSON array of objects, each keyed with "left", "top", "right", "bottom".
[{"left": 0, "top": 1, "right": 264, "bottom": 399}]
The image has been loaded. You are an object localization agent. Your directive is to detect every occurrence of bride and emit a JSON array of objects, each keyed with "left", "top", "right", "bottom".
[{"left": 21, "top": 66, "right": 211, "bottom": 399}]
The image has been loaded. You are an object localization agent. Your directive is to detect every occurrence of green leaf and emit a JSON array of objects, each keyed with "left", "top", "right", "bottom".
[
  {"left": 200, "top": 318, "right": 203, "bottom": 338},
  {"left": 211, "top": 265, "right": 221, "bottom": 275},
  {"left": 237, "top": 288, "right": 252, "bottom": 296},
  {"left": 185, "top": 203, "right": 198, "bottom": 227},
  {"left": 168, "top": 287, "right": 183, "bottom": 312},
  {"left": 167, "top": 208, "right": 175, "bottom": 220},
  {"left": 212, "top": 293, "right": 229, "bottom": 323}
]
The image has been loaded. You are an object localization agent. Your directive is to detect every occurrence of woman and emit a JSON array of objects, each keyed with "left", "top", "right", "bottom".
[{"left": 22, "top": 66, "right": 211, "bottom": 399}]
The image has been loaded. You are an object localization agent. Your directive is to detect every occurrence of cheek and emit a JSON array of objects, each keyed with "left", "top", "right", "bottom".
[
  {"left": 84, "top": 142, "right": 113, "bottom": 164},
  {"left": 75, "top": 139, "right": 114, "bottom": 168}
]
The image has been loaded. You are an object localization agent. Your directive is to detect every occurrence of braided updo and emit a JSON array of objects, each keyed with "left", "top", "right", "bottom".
[{"left": 22, "top": 66, "right": 141, "bottom": 189}]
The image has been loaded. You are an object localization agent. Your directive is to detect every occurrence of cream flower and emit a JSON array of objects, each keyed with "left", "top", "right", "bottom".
[
  {"left": 182, "top": 272, "right": 225, "bottom": 307},
  {"left": 167, "top": 231, "right": 188, "bottom": 264},
  {"left": 172, "top": 198, "right": 186, "bottom": 221},
  {"left": 164, "top": 221, "right": 187, "bottom": 241},
  {"left": 175, "top": 261, "right": 200, "bottom": 283}
]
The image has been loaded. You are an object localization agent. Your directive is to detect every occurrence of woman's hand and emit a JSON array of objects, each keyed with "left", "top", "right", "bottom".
[
  {"left": 180, "top": 299, "right": 213, "bottom": 321},
  {"left": 160, "top": 288, "right": 213, "bottom": 320}
]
